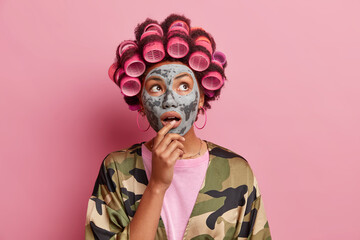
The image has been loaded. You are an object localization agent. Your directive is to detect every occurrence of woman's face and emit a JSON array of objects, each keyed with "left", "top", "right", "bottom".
[{"left": 141, "top": 62, "right": 201, "bottom": 136}]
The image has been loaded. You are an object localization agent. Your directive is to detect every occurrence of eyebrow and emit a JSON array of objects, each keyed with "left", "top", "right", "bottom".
[
  {"left": 147, "top": 76, "right": 163, "bottom": 82},
  {"left": 147, "top": 73, "right": 190, "bottom": 82},
  {"left": 174, "top": 73, "right": 191, "bottom": 80}
]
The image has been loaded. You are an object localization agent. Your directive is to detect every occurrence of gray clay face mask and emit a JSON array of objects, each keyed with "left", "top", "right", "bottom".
[{"left": 141, "top": 64, "right": 200, "bottom": 136}]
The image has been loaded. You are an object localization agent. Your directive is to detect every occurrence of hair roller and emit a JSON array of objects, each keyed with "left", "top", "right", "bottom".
[
  {"left": 134, "top": 18, "right": 159, "bottom": 42},
  {"left": 188, "top": 51, "right": 210, "bottom": 71},
  {"left": 201, "top": 71, "right": 224, "bottom": 91},
  {"left": 108, "top": 63, "right": 140, "bottom": 97},
  {"left": 168, "top": 20, "right": 190, "bottom": 35},
  {"left": 108, "top": 63, "right": 118, "bottom": 82},
  {"left": 212, "top": 51, "right": 227, "bottom": 67},
  {"left": 190, "top": 27, "right": 216, "bottom": 53},
  {"left": 200, "top": 60, "right": 225, "bottom": 91},
  {"left": 188, "top": 37, "right": 213, "bottom": 71},
  {"left": 166, "top": 20, "right": 190, "bottom": 58},
  {"left": 161, "top": 14, "right": 191, "bottom": 37},
  {"left": 119, "top": 75, "right": 141, "bottom": 97},
  {"left": 143, "top": 23, "right": 163, "bottom": 36},
  {"left": 195, "top": 36, "right": 213, "bottom": 53},
  {"left": 211, "top": 59, "right": 223, "bottom": 69},
  {"left": 108, "top": 64, "right": 125, "bottom": 86},
  {"left": 167, "top": 37, "right": 189, "bottom": 58},
  {"left": 118, "top": 40, "right": 146, "bottom": 77},
  {"left": 118, "top": 40, "right": 137, "bottom": 57},
  {"left": 140, "top": 23, "right": 165, "bottom": 63},
  {"left": 188, "top": 28, "right": 216, "bottom": 72}
]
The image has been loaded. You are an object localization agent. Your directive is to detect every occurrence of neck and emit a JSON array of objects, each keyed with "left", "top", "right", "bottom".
[{"left": 181, "top": 126, "right": 201, "bottom": 157}]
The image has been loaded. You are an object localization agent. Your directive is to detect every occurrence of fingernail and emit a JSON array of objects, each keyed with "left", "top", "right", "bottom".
[
  {"left": 181, "top": 137, "right": 185, "bottom": 141},
  {"left": 170, "top": 120, "right": 176, "bottom": 125}
]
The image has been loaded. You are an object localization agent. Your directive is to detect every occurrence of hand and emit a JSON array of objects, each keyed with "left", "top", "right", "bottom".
[{"left": 149, "top": 120, "right": 185, "bottom": 192}]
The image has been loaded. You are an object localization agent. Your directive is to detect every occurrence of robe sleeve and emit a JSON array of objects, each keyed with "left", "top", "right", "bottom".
[
  {"left": 85, "top": 153, "right": 131, "bottom": 240},
  {"left": 246, "top": 194, "right": 272, "bottom": 240},
  {"left": 238, "top": 172, "right": 272, "bottom": 240}
]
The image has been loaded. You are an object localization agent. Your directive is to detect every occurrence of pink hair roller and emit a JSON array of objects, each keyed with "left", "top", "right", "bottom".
[
  {"left": 141, "top": 24, "right": 165, "bottom": 63},
  {"left": 108, "top": 63, "right": 117, "bottom": 81},
  {"left": 201, "top": 71, "right": 224, "bottom": 91},
  {"left": 212, "top": 51, "right": 227, "bottom": 66},
  {"left": 118, "top": 40, "right": 146, "bottom": 77},
  {"left": 143, "top": 41, "right": 165, "bottom": 63},
  {"left": 113, "top": 68, "right": 125, "bottom": 85},
  {"left": 118, "top": 40, "right": 137, "bottom": 57},
  {"left": 167, "top": 21, "right": 190, "bottom": 58},
  {"left": 195, "top": 36, "right": 213, "bottom": 54},
  {"left": 211, "top": 59, "right": 223, "bottom": 69},
  {"left": 120, "top": 76, "right": 141, "bottom": 97},
  {"left": 124, "top": 54, "right": 146, "bottom": 77},
  {"left": 108, "top": 63, "right": 125, "bottom": 86},
  {"left": 188, "top": 51, "right": 210, "bottom": 71},
  {"left": 169, "top": 21, "right": 190, "bottom": 35},
  {"left": 167, "top": 37, "right": 189, "bottom": 58},
  {"left": 143, "top": 23, "right": 164, "bottom": 36},
  {"left": 188, "top": 37, "right": 212, "bottom": 71}
]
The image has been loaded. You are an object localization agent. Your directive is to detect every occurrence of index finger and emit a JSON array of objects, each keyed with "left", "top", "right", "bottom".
[{"left": 153, "top": 120, "right": 176, "bottom": 148}]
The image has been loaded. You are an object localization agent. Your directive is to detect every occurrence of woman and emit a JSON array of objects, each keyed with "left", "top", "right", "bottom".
[{"left": 85, "top": 14, "right": 271, "bottom": 240}]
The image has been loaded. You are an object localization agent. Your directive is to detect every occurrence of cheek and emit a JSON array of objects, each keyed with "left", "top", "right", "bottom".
[
  {"left": 143, "top": 96, "right": 164, "bottom": 122},
  {"left": 143, "top": 94, "right": 161, "bottom": 110},
  {"left": 142, "top": 95, "right": 164, "bottom": 131},
  {"left": 179, "top": 91, "right": 199, "bottom": 121}
]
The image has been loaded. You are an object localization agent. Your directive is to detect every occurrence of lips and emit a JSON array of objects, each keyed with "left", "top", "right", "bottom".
[{"left": 160, "top": 111, "right": 182, "bottom": 128}]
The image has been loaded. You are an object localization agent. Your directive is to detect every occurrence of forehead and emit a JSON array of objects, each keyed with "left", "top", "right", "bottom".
[{"left": 145, "top": 64, "right": 195, "bottom": 81}]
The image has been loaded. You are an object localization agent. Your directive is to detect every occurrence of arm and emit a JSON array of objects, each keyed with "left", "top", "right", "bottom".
[
  {"left": 86, "top": 121, "right": 184, "bottom": 240},
  {"left": 85, "top": 154, "right": 167, "bottom": 240},
  {"left": 85, "top": 154, "right": 130, "bottom": 240},
  {"left": 130, "top": 121, "right": 185, "bottom": 239},
  {"left": 128, "top": 181, "right": 166, "bottom": 240}
]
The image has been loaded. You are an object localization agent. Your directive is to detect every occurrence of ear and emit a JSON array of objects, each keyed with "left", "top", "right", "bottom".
[
  {"left": 138, "top": 95, "right": 143, "bottom": 108},
  {"left": 137, "top": 94, "right": 145, "bottom": 115},
  {"left": 199, "top": 89, "right": 205, "bottom": 109},
  {"left": 195, "top": 90, "right": 205, "bottom": 121}
]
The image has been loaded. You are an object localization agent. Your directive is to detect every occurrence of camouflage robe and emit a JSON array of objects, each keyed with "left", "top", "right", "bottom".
[{"left": 85, "top": 140, "right": 271, "bottom": 240}]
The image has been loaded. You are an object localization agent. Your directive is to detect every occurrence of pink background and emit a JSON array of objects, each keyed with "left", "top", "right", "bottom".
[{"left": 1, "top": 0, "right": 359, "bottom": 239}]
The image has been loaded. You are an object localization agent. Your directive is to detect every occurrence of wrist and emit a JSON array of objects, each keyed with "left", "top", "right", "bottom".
[{"left": 147, "top": 180, "right": 168, "bottom": 195}]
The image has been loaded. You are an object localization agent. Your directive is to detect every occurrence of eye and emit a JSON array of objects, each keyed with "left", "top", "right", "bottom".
[
  {"left": 178, "top": 83, "right": 189, "bottom": 91},
  {"left": 150, "top": 85, "right": 162, "bottom": 93}
]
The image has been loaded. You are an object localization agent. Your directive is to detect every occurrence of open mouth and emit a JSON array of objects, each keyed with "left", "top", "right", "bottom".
[{"left": 160, "top": 111, "right": 182, "bottom": 128}]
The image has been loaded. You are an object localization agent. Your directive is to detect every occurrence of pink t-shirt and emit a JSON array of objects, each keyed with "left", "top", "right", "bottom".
[{"left": 141, "top": 143, "right": 209, "bottom": 240}]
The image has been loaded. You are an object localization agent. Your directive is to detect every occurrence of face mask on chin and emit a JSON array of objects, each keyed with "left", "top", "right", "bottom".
[{"left": 141, "top": 64, "right": 200, "bottom": 136}]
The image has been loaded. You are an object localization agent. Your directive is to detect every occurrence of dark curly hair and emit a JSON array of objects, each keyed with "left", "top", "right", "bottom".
[{"left": 111, "top": 13, "right": 227, "bottom": 111}]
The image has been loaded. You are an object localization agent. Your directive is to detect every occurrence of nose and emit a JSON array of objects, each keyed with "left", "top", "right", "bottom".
[{"left": 162, "top": 90, "right": 178, "bottom": 108}]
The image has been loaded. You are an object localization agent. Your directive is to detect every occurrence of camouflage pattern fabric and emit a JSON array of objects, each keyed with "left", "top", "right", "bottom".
[{"left": 85, "top": 140, "right": 271, "bottom": 240}]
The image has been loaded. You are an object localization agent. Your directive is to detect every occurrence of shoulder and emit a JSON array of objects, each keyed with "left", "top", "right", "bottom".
[
  {"left": 98, "top": 142, "right": 147, "bottom": 190},
  {"left": 206, "top": 140, "right": 257, "bottom": 188},
  {"left": 102, "top": 142, "right": 144, "bottom": 167},
  {"left": 207, "top": 140, "right": 250, "bottom": 166}
]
